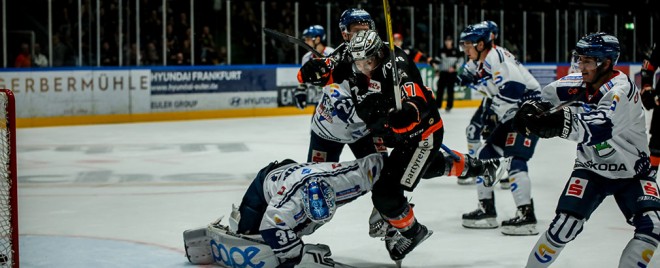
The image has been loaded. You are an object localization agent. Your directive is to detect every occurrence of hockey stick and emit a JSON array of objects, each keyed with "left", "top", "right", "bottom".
[
  {"left": 440, "top": 144, "right": 461, "bottom": 161},
  {"left": 263, "top": 28, "right": 323, "bottom": 58},
  {"left": 539, "top": 87, "right": 586, "bottom": 116},
  {"left": 382, "top": 0, "right": 403, "bottom": 110}
]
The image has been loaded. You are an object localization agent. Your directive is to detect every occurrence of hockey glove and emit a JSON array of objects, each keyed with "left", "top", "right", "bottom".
[
  {"left": 294, "top": 84, "right": 308, "bottom": 110},
  {"left": 299, "top": 58, "right": 334, "bottom": 86},
  {"left": 641, "top": 88, "right": 658, "bottom": 110},
  {"left": 356, "top": 93, "right": 389, "bottom": 133},
  {"left": 387, "top": 102, "right": 420, "bottom": 131},
  {"left": 515, "top": 100, "right": 572, "bottom": 139}
]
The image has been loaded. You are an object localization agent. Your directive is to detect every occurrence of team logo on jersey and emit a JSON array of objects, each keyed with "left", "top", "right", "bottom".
[
  {"left": 277, "top": 186, "right": 286, "bottom": 195},
  {"left": 610, "top": 94, "right": 619, "bottom": 111},
  {"left": 368, "top": 80, "right": 381, "bottom": 92},
  {"left": 274, "top": 216, "right": 285, "bottom": 226},
  {"left": 593, "top": 141, "right": 615, "bottom": 158},
  {"left": 332, "top": 163, "right": 342, "bottom": 169},
  {"left": 301, "top": 168, "right": 311, "bottom": 175},
  {"left": 566, "top": 177, "right": 587, "bottom": 198},
  {"left": 641, "top": 181, "right": 660, "bottom": 198},
  {"left": 506, "top": 133, "right": 517, "bottom": 146},
  {"left": 524, "top": 138, "right": 532, "bottom": 147},
  {"left": 373, "top": 137, "right": 388, "bottom": 153}
]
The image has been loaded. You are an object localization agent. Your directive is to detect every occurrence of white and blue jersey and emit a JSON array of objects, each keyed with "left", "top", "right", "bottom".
[
  {"left": 258, "top": 153, "right": 383, "bottom": 260},
  {"left": 542, "top": 71, "right": 651, "bottom": 179},
  {"left": 310, "top": 81, "right": 370, "bottom": 143},
  {"left": 478, "top": 46, "right": 541, "bottom": 123}
]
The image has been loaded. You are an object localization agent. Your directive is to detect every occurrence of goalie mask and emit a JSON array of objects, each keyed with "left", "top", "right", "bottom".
[
  {"left": 349, "top": 30, "right": 384, "bottom": 75},
  {"left": 301, "top": 177, "right": 336, "bottom": 224}
]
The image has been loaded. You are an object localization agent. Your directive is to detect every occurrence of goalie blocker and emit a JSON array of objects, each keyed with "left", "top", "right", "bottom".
[{"left": 183, "top": 221, "right": 355, "bottom": 268}]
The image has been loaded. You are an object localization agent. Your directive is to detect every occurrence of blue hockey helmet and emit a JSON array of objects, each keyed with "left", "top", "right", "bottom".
[
  {"left": 574, "top": 32, "right": 620, "bottom": 66},
  {"left": 303, "top": 25, "right": 326, "bottom": 43},
  {"left": 339, "top": 8, "right": 375, "bottom": 33},
  {"left": 301, "top": 177, "right": 336, "bottom": 224},
  {"left": 459, "top": 23, "right": 492, "bottom": 50},
  {"left": 482, "top": 20, "right": 499, "bottom": 39}
]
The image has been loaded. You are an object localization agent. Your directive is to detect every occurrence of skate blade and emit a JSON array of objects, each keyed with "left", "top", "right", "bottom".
[
  {"left": 395, "top": 260, "right": 402, "bottom": 268},
  {"left": 462, "top": 218, "right": 499, "bottom": 229},
  {"left": 457, "top": 177, "right": 475, "bottom": 185},
  {"left": 501, "top": 224, "right": 539, "bottom": 236}
]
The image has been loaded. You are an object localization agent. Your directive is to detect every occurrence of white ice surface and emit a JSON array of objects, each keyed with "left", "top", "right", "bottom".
[{"left": 17, "top": 107, "right": 660, "bottom": 268}]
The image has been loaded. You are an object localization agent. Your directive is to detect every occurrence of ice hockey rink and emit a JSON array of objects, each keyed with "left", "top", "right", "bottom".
[{"left": 17, "top": 107, "right": 659, "bottom": 268}]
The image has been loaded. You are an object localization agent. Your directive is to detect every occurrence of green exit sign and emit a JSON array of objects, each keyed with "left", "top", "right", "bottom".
[{"left": 625, "top": 23, "right": 635, "bottom": 30}]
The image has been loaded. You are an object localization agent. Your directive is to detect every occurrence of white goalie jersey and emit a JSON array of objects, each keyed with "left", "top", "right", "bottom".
[
  {"left": 259, "top": 153, "right": 383, "bottom": 260},
  {"left": 541, "top": 71, "right": 651, "bottom": 179},
  {"left": 310, "top": 81, "right": 370, "bottom": 143}
]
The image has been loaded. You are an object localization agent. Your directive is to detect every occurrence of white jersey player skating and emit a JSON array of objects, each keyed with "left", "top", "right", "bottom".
[
  {"left": 515, "top": 32, "right": 660, "bottom": 267},
  {"left": 458, "top": 22, "right": 542, "bottom": 235}
]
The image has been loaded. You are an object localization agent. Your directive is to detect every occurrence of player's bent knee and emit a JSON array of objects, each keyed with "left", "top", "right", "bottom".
[{"left": 547, "top": 213, "right": 585, "bottom": 244}]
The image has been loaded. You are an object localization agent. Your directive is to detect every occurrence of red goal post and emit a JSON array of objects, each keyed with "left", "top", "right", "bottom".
[{"left": 0, "top": 89, "right": 18, "bottom": 267}]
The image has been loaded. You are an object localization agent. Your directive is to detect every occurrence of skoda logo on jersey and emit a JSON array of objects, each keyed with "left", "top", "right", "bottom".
[{"left": 210, "top": 240, "right": 265, "bottom": 268}]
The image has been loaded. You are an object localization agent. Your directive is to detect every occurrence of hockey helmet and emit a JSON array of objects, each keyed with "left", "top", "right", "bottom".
[
  {"left": 339, "top": 8, "right": 375, "bottom": 33},
  {"left": 482, "top": 20, "right": 499, "bottom": 39},
  {"left": 301, "top": 177, "right": 336, "bottom": 224},
  {"left": 348, "top": 30, "right": 383, "bottom": 61},
  {"left": 303, "top": 25, "right": 327, "bottom": 43},
  {"left": 459, "top": 23, "right": 492, "bottom": 51},
  {"left": 574, "top": 32, "right": 620, "bottom": 66}
]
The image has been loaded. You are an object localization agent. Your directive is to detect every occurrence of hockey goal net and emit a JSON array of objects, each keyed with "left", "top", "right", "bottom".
[{"left": 0, "top": 89, "right": 17, "bottom": 267}]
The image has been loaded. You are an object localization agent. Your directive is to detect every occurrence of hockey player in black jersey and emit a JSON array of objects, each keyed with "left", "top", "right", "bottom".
[
  {"left": 298, "top": 28, "right": 499, "bottom": 263},
  {"left": 641, "top": 43, "right": 660, "bottom": 179},
  {"left": 346, "top": 29, "right": 442, "bottom": 263}
]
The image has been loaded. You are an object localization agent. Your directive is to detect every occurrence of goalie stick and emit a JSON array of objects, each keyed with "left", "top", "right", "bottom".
[
  {"left": 382, "top": 0, "right": 402, "bottom": 110},
  {"left": 264, "top": 28, "right": 323, "bottom": 58}
]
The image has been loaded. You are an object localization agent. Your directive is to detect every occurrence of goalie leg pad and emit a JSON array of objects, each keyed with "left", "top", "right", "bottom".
[
  {"left": 206, "top": 224, "right": 280, "bottom": 268},
  {"left": 183, "top": 227, "right": 214, "bottom": 265}
]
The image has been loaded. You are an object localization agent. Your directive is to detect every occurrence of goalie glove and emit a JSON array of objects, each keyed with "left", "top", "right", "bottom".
[
  {"left": 298, "top": 58, "right": 335, "bottom": 86},
  {"left": 641, "top": 87, "right": 658, "bottom": 110},
  {"left": 514, "top": 100, "right": 572, "bottom": 139},
  {"left": 294, "top": 84, "right": 308, "bottom": 110}
]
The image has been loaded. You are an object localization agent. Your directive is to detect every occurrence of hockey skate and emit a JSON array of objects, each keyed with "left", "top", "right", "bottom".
[
  {"left": 384, "top": 224, "right": 433, "bottom": 264},
  {"left": 456, "top": 177, "right": 476, "bottom": 185},
  {"left": 501, "top": 202, "right": 538, "bottom": 236},
  {"left": 462, "top": 198, "right": 498, "bottom": 229}
]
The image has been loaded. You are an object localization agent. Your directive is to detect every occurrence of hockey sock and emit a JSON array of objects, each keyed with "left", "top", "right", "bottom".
[
  {"left": 509, "top": 171, "right": 532, "bottom": 207},
  {"left": 526, "top": 231, "right": 565, "bottom": 268},
  {"left": 619, "top": 233, "right": 658, "bottom": 267},
  {"left": 476, "top": 177, "right": 495, "bottom": 200},
  {"left": 387, "top": 204, "right": 418, "bottom": 234}
]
